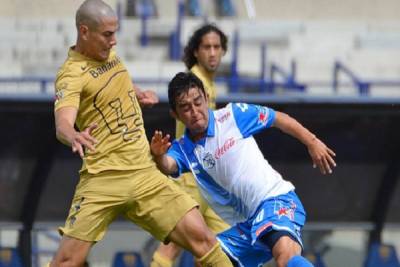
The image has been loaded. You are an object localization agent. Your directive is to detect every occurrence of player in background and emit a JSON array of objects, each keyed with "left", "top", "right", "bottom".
[{"left": 150, "top": 72, "right": 337, "bottom": 267}]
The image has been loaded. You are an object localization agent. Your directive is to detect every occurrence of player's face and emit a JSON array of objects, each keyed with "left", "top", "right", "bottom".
[
  {"left": 194, "top": 31, "right": 224, "bottom": 73},
  {"left": 173, "top": 87, "right": 209, "bottom": 138},
  {"left": 85, "top": 16, "right": 118, "bottom": 61}
]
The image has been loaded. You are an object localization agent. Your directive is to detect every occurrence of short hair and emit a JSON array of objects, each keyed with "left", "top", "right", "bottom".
[
  {"left": 182, "top": 24, "right": 228, "bottom": 69},
  {"left": 75, "top": 0, "right": 116, "bottom": 30},
  {"left": 168, "top": 72, "right": 206, "bottom": 111}
]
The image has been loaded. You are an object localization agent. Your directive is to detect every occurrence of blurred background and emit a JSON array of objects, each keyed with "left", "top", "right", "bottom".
[{"left": 1, "top": 0, "right": 400, "bottom": 266}]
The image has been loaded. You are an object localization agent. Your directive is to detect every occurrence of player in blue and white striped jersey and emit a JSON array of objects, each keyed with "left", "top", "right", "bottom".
[{"left": 151, "top": 72, "right": 336, "bottom": 267}]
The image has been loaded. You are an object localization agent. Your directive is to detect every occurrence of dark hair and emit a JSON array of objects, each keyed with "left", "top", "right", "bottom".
[
  {"left": 182, "top": 23, "right": 228, "bottom": 69},
  {"left": 168, "top": 72, "right": 206, "bottom": 111}
]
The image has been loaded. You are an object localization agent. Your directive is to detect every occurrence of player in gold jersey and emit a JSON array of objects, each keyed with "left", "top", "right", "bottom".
[
  {"left": 48, "top": 1, "right": 233, "bottom": 266},
  {"left": 150, "top": 24, "right": 230, "bottom": 267}
]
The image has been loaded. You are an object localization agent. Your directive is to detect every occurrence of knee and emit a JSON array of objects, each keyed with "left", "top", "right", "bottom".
[{"left": 52, "top": 251, "right": 87, "bottom": 267}]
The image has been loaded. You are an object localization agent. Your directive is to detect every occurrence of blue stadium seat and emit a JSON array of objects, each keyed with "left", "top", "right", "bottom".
[
  {"left": 216, "top": 0, "right": 236, "bottom": 16},
  {"left": 112, "top": 251, "right": 144, "bottom": 267},
  {"left": 364, "top": 243, "right": 400, "bottom": 267},
  {"left": 304, "top": 252, "right": 327, "bottom": 267},
  {"left": 187, "top": 0, "right": 202, "bottom": 16},
  {"left": 0, "top": 247, "right": 24, "bottom": 267}
]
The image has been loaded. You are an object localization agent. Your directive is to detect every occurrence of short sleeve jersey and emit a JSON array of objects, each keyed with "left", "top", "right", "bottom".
[
  {"left": 54, "top": 48, "right": 154, "bottom": 174},
  {"left": 175, "top": 64, "right": 217, "bottom": 138},
  {"left": 167, "top": 103, "right": 295, "bottom": 224}
]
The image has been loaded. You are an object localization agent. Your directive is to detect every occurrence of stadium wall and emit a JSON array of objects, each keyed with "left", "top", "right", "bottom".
[{"left": 1, "top": 99, "right": 399, "bottom": 223}]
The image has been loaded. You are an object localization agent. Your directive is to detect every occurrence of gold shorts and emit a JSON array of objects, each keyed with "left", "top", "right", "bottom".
[
  {"left": 59, "top": 167, "right": 198, "bottom": 242},
  {"left": 173, "top": 172, "right": 230, "bottom": 234}
]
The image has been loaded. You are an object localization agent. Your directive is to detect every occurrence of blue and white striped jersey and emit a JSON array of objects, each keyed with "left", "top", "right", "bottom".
[{"left": 167, "top": 103, "right": 295, "bottom": 225}]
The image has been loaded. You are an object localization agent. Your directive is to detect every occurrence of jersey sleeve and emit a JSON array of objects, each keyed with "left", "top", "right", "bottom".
[
  {"left": 166, "top": 139, "right": 191, "bottom": 178},
  {"left": 54, "top": 71, "right": 84, "bottom": 111},
  {"left": 231, "top": 102, "right": 276, "bottom": 138}
]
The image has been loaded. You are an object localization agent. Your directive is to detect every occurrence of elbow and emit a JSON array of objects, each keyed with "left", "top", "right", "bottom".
[{"left": 55, "top": 130, "right": 62, "bottom": 143}]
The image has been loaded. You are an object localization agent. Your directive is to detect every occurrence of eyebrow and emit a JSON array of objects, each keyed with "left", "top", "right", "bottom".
[{"left": 177, "top": 93, "right": 202, "bottom": 107}]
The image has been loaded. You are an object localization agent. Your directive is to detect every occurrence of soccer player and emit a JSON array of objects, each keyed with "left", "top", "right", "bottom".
[
  {"left": 150, "top": 24, "right": 230, "bottom": 267},
  {"left": 48, "top": 1, "right": 233, "bottom": 266},
  {"left": 150, "top": 72, "right": 337, "bottom": 267}
]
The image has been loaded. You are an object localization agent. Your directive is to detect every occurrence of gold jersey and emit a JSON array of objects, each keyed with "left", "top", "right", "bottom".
[
  {"left": 54, "top": 48, "right": 154, "bottom": 174},
  {"left": 175, "top": 64, "right": 217, "bottom": 138}
]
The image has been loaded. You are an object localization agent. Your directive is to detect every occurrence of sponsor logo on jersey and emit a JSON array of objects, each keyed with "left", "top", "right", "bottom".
[
  {"left": 214, "top": 137, "right": 235, "bottom": 159},
  {"left": 89, "top": 56, "right": 121, "bottom": 78},
  {"left": 274, "top": 199, "right": 296, "bottom": 220},
  {"left": 258, "top": 107, "right": 270, "bottom": 126},
  {"left": 217, "top": 111, "right": 231, "bottom": 123}
]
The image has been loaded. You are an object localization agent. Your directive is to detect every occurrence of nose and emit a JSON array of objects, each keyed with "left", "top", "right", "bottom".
[
  {"left": 110, "top": 35, "right": 117, "bottom": 47},
  {"left": 210, "top": 47, "right": 216, "bottom": 56},
  {"left": 190, "top": 105, "right": 199, "bottom": 117}
]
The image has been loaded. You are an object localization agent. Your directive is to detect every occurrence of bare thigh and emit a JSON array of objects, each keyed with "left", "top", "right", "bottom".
[{"left": 272, "top": 236, "right": 302, "bottom": 267}]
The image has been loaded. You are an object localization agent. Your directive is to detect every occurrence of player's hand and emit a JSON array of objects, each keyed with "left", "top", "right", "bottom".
[
  {"left": 150, "top": 130, "right": 171, "bottom": 156},
  {"left": 71, "top": 123, "right": 98, "bottom": 158},
  {"left": 137, "top": 90, "right": 159, "bottom": 108},
  {"left": 307, "top": 137, "right": 336, "bottom": 175}
]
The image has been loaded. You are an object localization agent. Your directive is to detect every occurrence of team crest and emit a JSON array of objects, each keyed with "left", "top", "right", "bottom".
[
  {"left": 54, "top": 82, "right": 67, "bottom": 105},
  {"left": 202, "top": 152, "right": 215, "bottom": 169}
]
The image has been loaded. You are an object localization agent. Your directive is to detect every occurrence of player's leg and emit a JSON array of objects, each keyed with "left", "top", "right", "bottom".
[
  {"left": 150, "top": 243, "right": 181, "bottom": 267},
  {"left": 149, "top": 173, "right": 193, "bottom": 267},
  {"left": 217, "top": 224, "right": 271, "bottom": 267},
  {"left": 272, "top": 235, "right": 312, "bottom": 267},
  {"left": 50, "top": 170, "right": 124, "bottom": 266},
  {"left": 125, "top": 168, "right": 232, "bottom": 266},
  {"left": 254, "top": 191, "right": 312, "bottom": 267},
  {"left": 49, "top": 236, "right": 92, "bottom": 267},
  {"left": 149, "top": 186, "right": 230, "bottom": 267},
  {"left": 164, "top": 173, "right": 231, "bottom": 266},
  {"left": 262, "top": 231, "right": 313, "bottom": 267},
  {"left": 151, "top": 205, "right": 230, "bottom": 267}
]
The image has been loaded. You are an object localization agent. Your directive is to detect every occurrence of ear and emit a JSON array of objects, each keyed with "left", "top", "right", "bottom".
[
  {"left": 79, "top": 24, "right": 89, "bottom": 41},
  {"left": 194, "top": 49, "right": 199, "bottom": 59},
  {"left": 170, "top": 109, "right": 178, "bottom": 120}
]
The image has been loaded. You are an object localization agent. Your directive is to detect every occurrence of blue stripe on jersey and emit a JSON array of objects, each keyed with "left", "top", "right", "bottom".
[
  {"left": 168, "top": 109, "right": 217, "bottom": 178},
  {"left": 232, "top": 103, "right": 276, "bottom": 138},
  {"left": 167, "top": 139, "right": 191, "bottom": 178}
]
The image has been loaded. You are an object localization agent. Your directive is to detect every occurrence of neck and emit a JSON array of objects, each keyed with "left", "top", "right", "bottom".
[
  {"left": 196, "top": 64, "right": 215, "bottom": 80},
  {"left": 74, "top": 40, "right": 90, "bottom": 59},
  {"left": 189, "top": 131, "right": 206, "bottom": 142}
]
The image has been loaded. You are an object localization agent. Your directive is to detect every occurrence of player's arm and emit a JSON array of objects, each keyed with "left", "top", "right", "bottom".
[
  {"left": 273, "top": 111, "right": 336, "bottom": 174},
  {"left": 132, "top": 82, "right": 159, "bottom": 108},
  {"left": 150, "top": 130, "right": 178, "bottom": 175},
  {"left": 54, "top": 106, "right": 98, "bottom": 158}
]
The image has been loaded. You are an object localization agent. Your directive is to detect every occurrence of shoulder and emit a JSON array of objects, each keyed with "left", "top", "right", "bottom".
[{"left": 55, "top": 62, "right": 82, "bottom": 88}]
